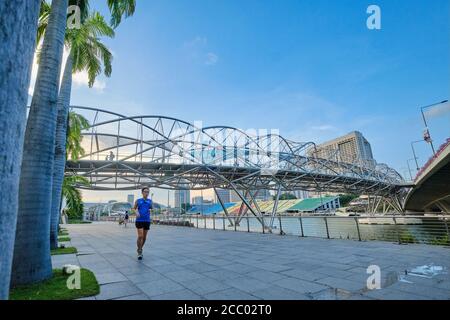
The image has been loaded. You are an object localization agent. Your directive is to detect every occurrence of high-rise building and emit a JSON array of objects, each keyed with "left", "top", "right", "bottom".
[
  {"left": 229, "top": 189, "right": 271, "bottom": 202},
  {"left": 230, "top": 190, "right": 243, "bottom": 203},
  {"left": 127, "top": 194, "right": 134, "bottom": 205},
  {"left": 293, "top": 190, "right": 309, "bottom": 200},
  {"left": 214, "top": 189, "right": 231, "bottom": 204},
  {"left": 192, "top": 196, "right": 204, "bottom": 205},
  {"left": 175, "top": 189, "right": 190, "bottom": 208},
  {"left": 254, "top": 189, "right": 272, "bottom": 201},
  {"left": 308, "top": 131, "right": 375, "bottom": 167}
]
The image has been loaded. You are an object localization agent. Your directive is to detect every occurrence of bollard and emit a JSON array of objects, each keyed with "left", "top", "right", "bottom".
[
  {"left": 393, "top": 217, "right": 401, "bottom": 244},
  {"left": 355, "top": 217, "right": 362, "bottom": 241},
  {"left": 299, "top": 217, "right": 304, "bottom": 237},
  {"left": 324, "top": 217, "right": 330, "bottom": 239}
]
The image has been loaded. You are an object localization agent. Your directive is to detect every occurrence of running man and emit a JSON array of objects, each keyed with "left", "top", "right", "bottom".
[{"left": 134, "top": 187, "right": 153, "bottom": 260}]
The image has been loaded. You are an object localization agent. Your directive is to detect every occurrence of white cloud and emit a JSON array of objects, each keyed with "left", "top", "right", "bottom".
[
  {"left": 28, "top": 46, "right": 107, "bottom": 96},
  {"left": 184, "top": 36, "right": 208, "bottom": 49},
  {"left": 311, "top": 125, "right": 336, "bottom": 131},
  {"left": 184, "top": 36, "right": 219, "bottom": 66},
  {"left": 72, "top": 71, "right": 106, "bottom": 92},
  {"left": 205, "top": 52, "right": 219, "bottom": 66}
]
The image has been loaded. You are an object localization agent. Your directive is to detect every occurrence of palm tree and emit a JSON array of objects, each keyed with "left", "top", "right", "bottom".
[
  {"left": 0, "top": 0, "right": 41, "bottom": 301},
  {"left": 12, "top": 0, "right": 135, "bottom": 287},
  {"left": 12, "top": 0, "right": 69, "bottom": 287},
  {"left": 50, "top": 13, "right": 114, "bottom": 249},
  {"left": 62, "top": 175, "right": 91, "bottom": 221}
]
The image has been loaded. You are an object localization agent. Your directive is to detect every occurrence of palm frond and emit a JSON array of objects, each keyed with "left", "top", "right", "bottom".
[
  {"left": 107, "top": 0, "right": 136, "bottom": 28},
  {"left": 67, "top": 112, "right": 90, "bottom": 161}
]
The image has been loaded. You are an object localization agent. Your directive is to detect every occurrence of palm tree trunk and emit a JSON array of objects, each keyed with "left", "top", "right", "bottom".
[
  {"left": 11, "top": 0, "right": 69, "bottom": 286},
  {"left": 50, "top": 54, "right": 73, "bottom": 250},
  {"left": 0, "top": 0, "right": 41, "bottom": 301}
]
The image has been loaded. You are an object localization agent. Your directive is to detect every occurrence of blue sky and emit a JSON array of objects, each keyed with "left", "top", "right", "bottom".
[{"left": 69, "top": 0, "right": 449, "bottom": 203}]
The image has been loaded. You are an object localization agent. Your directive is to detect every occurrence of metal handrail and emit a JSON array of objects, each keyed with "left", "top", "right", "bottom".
[{"left": 147, "top": 214, "right": 450, "bottom": 247}]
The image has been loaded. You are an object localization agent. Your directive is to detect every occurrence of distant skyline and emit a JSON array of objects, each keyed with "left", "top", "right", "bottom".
[{"left": 32, "top": 1, "right": 448, "bottom": 203}]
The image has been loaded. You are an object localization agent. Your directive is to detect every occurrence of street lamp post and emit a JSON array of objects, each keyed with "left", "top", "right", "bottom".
[
  {"left": 406, "top": 159, "right": 416, "bottom": 181},
  {"left": 411, "top": 140, "right": 423, "bottom": 171},
  {"left": 420, "top": 100, "right": 448, "bottom": 156}
]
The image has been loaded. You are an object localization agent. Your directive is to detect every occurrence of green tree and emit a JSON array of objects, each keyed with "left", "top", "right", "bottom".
[
  {"left": 338, "top": 194, "right": 358, "bottom": 207},
  {"left": 275, "top": 193, "right": 298, "bottom": 201},
  {"left": 107, "top": 0, "right": 136, "bottom": 28},
  {"left": 0, "top": 0, "right": 41, "bottom": 301},
  {"left": 62, "top": 175, "right": 91, "bottom": 220},
  {"left": 66, "top": 112, "right": 91, "bottom": 161},
  {"left": 12, "top": 0, "right": 71, "bottom": 288},
  {"left": 12, "top": 0, "right": 136, "bottom": 287},
  {"left": 50, "top": 12, "right": 114, "bottom": 249}
]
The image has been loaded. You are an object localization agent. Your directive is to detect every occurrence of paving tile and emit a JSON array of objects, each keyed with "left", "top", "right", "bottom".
[
  {"left": 221, "top": 263, "right": 258, "bottom": 274},
  {"left": 316, "top": 277, "right": 365, "bottom": 292},
  {"left": 224, "top": 276, "right": 273, "bottom": 293},
  {"left": 184, "top": 262, "right": 220, "bottom": 273},
  {"left": 164, "top": 270, "right": 205, "bottom": 282},
  {"left": 148, "top": 263, "right": 186, "bottom": 274},
  {"left": 275, "top": 277, "right": 329, "bottom": 294},
  {"left": 362, "top": 288, "right": 430, "bottom": 300},
  {"left": 95, "top": 281, "right": 142, "bottom": 300},
  {"left": 136, "top": 278, "right": 185, "bottom": 297},
  {"left": 203, "top": 269, "right": 242, "bottom": 281},
  {"left": 114, "top": 294, "right": 150, "bottom": 300},
  {"left": 388, "top": 282, "right": 450, "bottom": 300},
  {"left": 246, "top": 269, "right": 288, "bottom": 282},
  {"left": 281, "top": 269, "right": 328, "bottom": 282},
  {"left": 95, "top": 272, "right": 128, "bottom": 285},
  {"left": 179, "top": 277, "right": 232, "bottom": 295},
  {"left": 251, "top": 285, "right": 311, "bottom": 300},
  {"left": 126, "top": 270, "right": 164, "bottom": 284},
  {"left": 205, "top": 288, "right": 259, "bottom": 300},
  {"left": 151, "top": 289, "right": 204, "bottom": 300},
  {"left": 64, "top": 222, "right": 450, "bottom": 301},
  {"left": 257, "top": 263, "right": 293, "bottom": 272}
]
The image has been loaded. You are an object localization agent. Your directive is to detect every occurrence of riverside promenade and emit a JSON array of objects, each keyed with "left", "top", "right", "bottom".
[{"left": 53, "top": 222, "right": 450, "bottom": 300}]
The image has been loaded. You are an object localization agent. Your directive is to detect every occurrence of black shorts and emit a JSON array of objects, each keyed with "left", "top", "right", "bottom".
[{"left": 135, "top": 221, "right": 151, "bottom": 230}]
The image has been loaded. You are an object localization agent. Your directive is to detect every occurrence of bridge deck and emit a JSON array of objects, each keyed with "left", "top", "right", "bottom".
[
  {"left": 405, "top": 140, "right": 450, "bottom": 212},
  {"left": 67, "top": 160, "right": 403, "bottom": 194}
]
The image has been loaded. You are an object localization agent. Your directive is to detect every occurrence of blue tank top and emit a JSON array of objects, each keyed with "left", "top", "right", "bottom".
[{"left": 136, "top": 198, "right": 152, "bottom": 222}]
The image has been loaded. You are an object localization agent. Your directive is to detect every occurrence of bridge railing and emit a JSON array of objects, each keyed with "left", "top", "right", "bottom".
[
  {"left": 415, "top": 138, "right": 450, "bottom": 181},
  {"left": 151, "top": 214, "right": 450, "bottom": 247}
]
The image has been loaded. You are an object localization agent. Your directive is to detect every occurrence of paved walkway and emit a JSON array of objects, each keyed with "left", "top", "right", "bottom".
[{"left": 53, "top": 222, "right": 450, "bottom": 300}]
